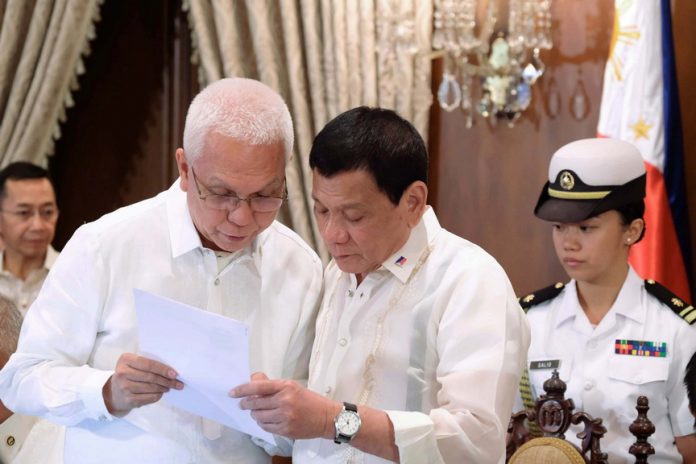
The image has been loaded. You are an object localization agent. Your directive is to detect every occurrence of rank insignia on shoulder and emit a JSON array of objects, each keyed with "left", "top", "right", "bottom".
[
  {"left": 518, "top": 282, "right": 565, "bottom": 312},
  {"left": 644, "top": 279, "right": 696, "bottom": 324}
]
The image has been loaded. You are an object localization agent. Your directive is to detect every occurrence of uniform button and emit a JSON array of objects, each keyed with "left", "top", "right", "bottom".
[
  {"left": 214, "top": 278, "right": 220, "bottom": 286},
  {"left": 325, "top": 386, "right": 332, "bottom": 394},
  {"left": 6, "top": 435, "right": 15, "bottom": 446},
  {"left": 339, "top": 338, "right": 348, "bottom": 347},
  {"left": 584, "top": 380, "right": 594, "bottom": 391},
  {"left": 359, "top": 293, "right": 364, "bottom": 298},
  {"left": 348, "top": 290, "right": 354, "bottom": 297},
  {"left": 98, "top": 414, "right": 107, "bottom": 422}
]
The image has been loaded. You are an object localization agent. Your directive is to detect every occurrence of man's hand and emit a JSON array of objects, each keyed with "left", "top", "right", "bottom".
[
  {"left": 230, "top": 372, "right": 341, "bottom": 439},
  {"left": 102, "top": 353, "right": 183, "bottom": 415}
]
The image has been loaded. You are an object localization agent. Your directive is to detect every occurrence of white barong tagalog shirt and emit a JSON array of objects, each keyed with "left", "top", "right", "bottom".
[
  {"left": 293, "top": 207, "right": 530, "bottom": 464},
  {"left": 0, "top": 181, "right": 323, "bottom": 464}
]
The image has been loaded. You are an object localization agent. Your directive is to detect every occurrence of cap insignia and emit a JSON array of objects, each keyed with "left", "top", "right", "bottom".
[
  {"left": 672, "top": 297, "right": 684, "bottom": 308},
  {"left": 560, "top": 171, "right": 575, "bottom": 191}
]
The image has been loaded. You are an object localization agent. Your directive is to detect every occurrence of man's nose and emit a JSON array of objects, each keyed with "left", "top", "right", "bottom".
[
  {"left": 226, "top": 199, "right": 254, "bottom": 226},
  {"left": 323, "top": 217, "right": 348, "bottom": 244}
]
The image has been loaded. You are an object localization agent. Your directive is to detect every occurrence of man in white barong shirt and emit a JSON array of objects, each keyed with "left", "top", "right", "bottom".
[
  {"left": 232, "top": 107, "right": 530, "bottom": 463},
  {"left": 0, "top": 78, "right": 323, "bottom": 464}
]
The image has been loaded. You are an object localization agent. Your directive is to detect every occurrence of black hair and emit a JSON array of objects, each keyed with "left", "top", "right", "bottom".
[
  {"left": 0, "top": 162, "right": 54, "bottom": 200},
  {"left": 616, "top": 200, "right": 646, "bottom": 243},
  {"left": 309, "top": 106, "right": 428, "bottom": 205},
  {"left": 684, "top": 350, "right": 696, "bottom": 427}
]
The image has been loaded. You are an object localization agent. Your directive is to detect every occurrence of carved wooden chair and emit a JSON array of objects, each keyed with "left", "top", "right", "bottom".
[
  {"left": 507, "top": 369, "right": 656, "bottom": 464},
  {"left": 507, "top": 369, "right": 608, "bottom": 464}
]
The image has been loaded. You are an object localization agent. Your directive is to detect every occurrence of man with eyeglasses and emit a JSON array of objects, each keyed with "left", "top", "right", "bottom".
[
  {"left": 0, "top": 162, "right": 59, "bottom": 316},
  {"left": 0, "top": 78, "right": 323, "bottom": 463}
]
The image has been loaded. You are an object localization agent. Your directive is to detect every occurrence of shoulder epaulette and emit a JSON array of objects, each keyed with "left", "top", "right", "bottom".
[
  {"left": 518, "top": 282, "right": 565, "bottom": 313},
  {"left": 644, "top": 279, "right": 695, "bottom": 324}
]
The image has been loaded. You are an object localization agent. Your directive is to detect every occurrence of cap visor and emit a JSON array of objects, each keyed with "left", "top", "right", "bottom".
[{"left": 535, "top": 198, "right": 600, "bottom": 223}]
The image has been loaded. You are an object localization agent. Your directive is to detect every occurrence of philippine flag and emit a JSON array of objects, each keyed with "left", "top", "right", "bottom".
[{"left": 597, "top": 0, "right": 692, "bottom": 301}]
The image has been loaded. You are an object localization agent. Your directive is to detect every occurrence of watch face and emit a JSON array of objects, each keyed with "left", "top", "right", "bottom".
[{"left": 337, "top": 410, "right": 361, "bottom": 435}]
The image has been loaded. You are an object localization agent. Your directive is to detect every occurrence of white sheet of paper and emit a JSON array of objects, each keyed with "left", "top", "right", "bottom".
[{"left": 133, "top": 288, "right": 273, "bottom": 443}]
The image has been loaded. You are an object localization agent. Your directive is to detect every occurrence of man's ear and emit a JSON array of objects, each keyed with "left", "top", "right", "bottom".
[
  {"left": 400, "top": 181, "right": 428, "bottom": 228},
  {"left": 175, "top": 149, "right": 190, "bottom": 192}
]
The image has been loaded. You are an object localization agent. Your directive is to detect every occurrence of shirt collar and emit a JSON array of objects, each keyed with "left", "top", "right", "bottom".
[
  {"left": 381, "top": 206, "right": 441, "bottom": 284},
  {"left": 167, "top": 179, "right": 202, "bottom": 259},
  {"left": 44, "top": 245, "right": 59, "bottom": 270},
  {"left": 166, "top": 178, "right": 260, "bottom": 271},
  {"left": 555, "top": 265, "right": 645, "bottom": 328}
]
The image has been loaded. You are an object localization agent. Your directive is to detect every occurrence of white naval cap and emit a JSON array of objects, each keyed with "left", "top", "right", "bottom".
[{"left": 534, "top": 138, "right": 646, "bottom": 222}]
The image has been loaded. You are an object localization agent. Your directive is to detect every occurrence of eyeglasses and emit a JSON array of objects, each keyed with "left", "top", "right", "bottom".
[
  {"left": 0, "top": 207, "right": 58, "bottom": 222},
  {"left": 191, "top": 167, "right": 287, "bottom": 213}
]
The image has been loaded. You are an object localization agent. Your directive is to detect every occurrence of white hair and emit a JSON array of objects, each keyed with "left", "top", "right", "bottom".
[
  {"left": 0, "top": 297, "right": 21, "bottom": 364},
  {"left": 183, "top": 78, "right": 294, "bottom": 163}
]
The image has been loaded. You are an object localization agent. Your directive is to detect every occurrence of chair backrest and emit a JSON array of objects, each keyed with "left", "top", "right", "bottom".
[
  {"left": 508, "top": 437, "right": 588, "bottom": 464},
  {"left": 507, "top": 369, "right": 608, "bottom": 464},
  {"left": 508, "top": 370, "right": 657, "bottom": 464}
]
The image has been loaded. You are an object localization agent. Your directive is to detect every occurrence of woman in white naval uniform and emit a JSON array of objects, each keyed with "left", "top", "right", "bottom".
[{"left": 520, "top": 138, "right": 696, "bottom": 463}]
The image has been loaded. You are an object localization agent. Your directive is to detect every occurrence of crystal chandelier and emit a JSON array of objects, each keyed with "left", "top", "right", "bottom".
[{"left": 433, "top": 0, "right": 553, "bottom": 127}]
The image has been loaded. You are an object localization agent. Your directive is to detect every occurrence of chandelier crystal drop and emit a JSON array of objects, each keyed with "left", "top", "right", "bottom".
[{"left": 432, "top": 0, "right": 553, "bottom": 127}]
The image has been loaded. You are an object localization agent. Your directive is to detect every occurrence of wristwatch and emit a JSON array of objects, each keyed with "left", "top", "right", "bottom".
[{"left": 334, "top": 402, "right": 361, "bottom": 444}]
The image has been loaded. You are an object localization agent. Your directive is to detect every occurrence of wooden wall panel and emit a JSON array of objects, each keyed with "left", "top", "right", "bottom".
[{"left": 429, "top": 0, "right": 617, "bottom": 295}]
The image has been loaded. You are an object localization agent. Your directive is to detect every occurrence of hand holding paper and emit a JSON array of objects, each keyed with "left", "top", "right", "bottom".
[
  {"left": 103, "top": 353, "right": 183, "bottom": 414},
  {"left": 134, "top": 289, "right": 274, "bottom": 443}
]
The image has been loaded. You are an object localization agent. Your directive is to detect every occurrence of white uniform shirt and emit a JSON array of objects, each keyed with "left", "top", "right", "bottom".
[
  {"left": 525, "top": 267, "right": 696, "bottom": 463},
  {"left": 293, "top": 208, "right": 530, "bottom": 464},
  {"left": 0, "top": 245, "right": 59, "bottom": 315},
  {"left": 0, "top": 181, "right": 323, "bottom": 464}
]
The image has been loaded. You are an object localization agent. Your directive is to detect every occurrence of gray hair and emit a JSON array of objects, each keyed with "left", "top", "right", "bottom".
[
  {"left": 183, "top": 78, "right": 294, "bottom": 163},
  {"left": 0, "top": 298, "right": 22, "bottom": 364}
]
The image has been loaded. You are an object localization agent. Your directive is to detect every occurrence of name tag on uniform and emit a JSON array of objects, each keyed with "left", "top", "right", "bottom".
[
  {"left": 529, "top": 359, "right": 560, "bottom": 370},
  {"left": 615, "top": 339, "right": 667, "bottom": 357}
]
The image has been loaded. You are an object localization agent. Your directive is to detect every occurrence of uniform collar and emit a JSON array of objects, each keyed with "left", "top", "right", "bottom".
[
  {"left": 555, "top": 265, "right": 645, "bottom": 328},
  {"left": 381, "top": 206, "right": 440, "bottom": 284},
  {"left": 612, "top": 266, "right": 645, "bottom": 323},
  {"left": 166, "top": 178, "right": 259, "bottom": 271}
]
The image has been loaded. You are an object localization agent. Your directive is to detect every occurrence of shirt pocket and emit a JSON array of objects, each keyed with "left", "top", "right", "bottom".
[
  {"left": 528, "top": 357, "right": 573, "bottom": 400},
  {"left": 607, "top": 355, "right": 669, "bottom": 420},
  {"left": 607, "top": 355, "right": 669, "bottom": 385}
]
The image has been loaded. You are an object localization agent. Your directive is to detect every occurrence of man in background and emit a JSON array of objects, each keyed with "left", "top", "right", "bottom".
[
  {"left": 0, "top": 78, "right": 323, "bottom": 463},
  {"left": 0, "top": 162, "right": 59, "bottom": 315}
]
